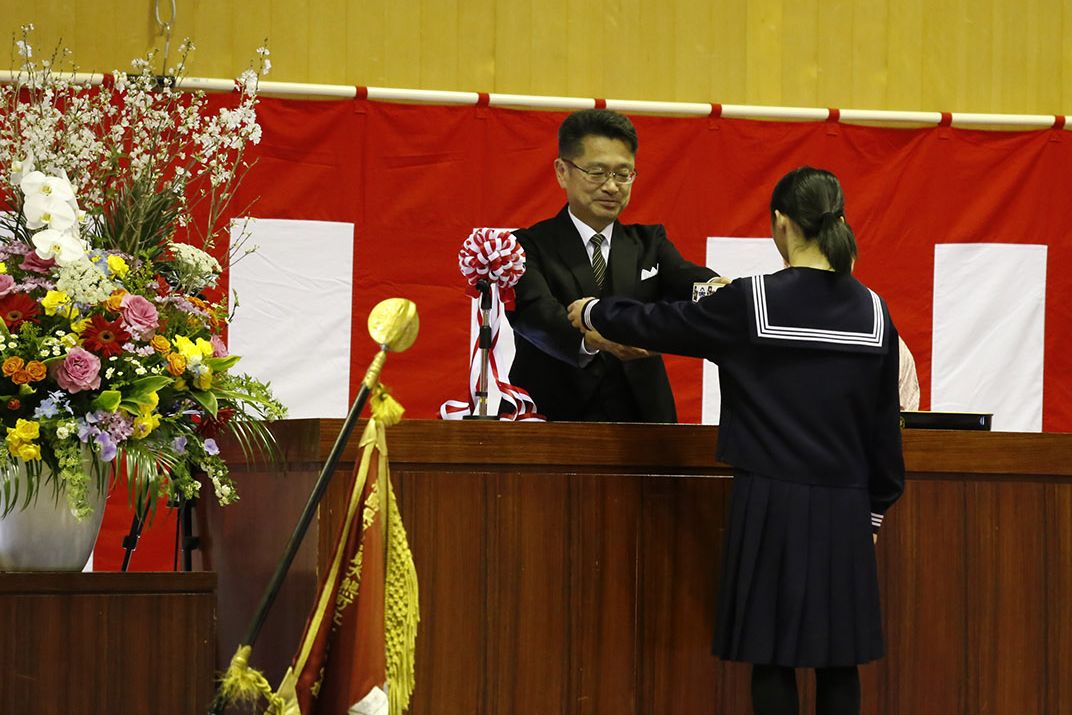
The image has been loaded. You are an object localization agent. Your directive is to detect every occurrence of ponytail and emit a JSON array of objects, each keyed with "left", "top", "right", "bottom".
[
  {"left": 770, "top": 167, "right": 858, "bottom": 274},
  {"left": 816, "top": 212, "right": 857, "bottom": 274}
]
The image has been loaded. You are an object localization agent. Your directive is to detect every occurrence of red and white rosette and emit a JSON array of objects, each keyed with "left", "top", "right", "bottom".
[
  {"left": 457, "top": 228, "right": 526, "bottom": 308},
  {"left": 440, "top": 228, "right": 543, "bottom": 421}
]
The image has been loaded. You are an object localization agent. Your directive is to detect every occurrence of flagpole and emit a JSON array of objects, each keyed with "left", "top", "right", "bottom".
[{"left": 209, "top": 298, "right": 419, "bottom": 715}]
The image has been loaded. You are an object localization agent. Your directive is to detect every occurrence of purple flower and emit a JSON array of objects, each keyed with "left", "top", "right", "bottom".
[
  {"left": 0, "top": 274, "right": 14, "bottom": 297},
  {"left": 119, "top": 293, "right": 159, "bottom": 338},
  {"left": 95, "top": 431, "right": 117, "bottom": 461},
  {"left": 54, "top": 348, "right": 102, "bottom": 393},
  {"left": 203, "top": 438, "right": 219, "bottom": 456},
  {"left": 172, "top": 436, "right": 188, "bottom": 455},
  {"left": 210, "top": 335, "right": 228, "bottom": 358}
]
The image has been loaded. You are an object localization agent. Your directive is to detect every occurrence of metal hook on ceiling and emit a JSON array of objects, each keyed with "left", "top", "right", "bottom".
[{"left": 154, "top": 0, "right": 177, "bottom": 74}]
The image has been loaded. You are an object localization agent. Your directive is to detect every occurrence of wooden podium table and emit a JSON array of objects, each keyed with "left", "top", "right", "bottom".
[
  {"left": 209, "top": 420, "right": 1072, "bottom": 715},
  {"left": 0, "top": 572, "right": 216, "bottom": 713}
]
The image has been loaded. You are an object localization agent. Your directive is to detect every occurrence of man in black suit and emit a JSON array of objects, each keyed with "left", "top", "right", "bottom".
[{"left": 508, "top": 109, "right": 717, "bottom": 422}]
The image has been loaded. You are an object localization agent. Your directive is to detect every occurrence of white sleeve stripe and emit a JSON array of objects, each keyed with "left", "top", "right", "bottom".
[
  {"left": 582, "top": 299, "right": 600, "bottom": 331},
  {"left": 871, "top": 512, "right": 884, "bottom": 528}
]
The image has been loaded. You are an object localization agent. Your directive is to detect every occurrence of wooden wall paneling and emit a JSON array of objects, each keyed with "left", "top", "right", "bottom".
[
  {"left": 708, "top": 0, "right": 749, "bottom": 102},
  {"left": 920, "top": 0, "right": 959, "bottom": 111},
  {"left": 851, "top": 0, "right": 890, "bottom": 109},
  {"left": 744, "top": 0, "right": 784, "bottom": 106},
  {"left": 457, "top": 0, "right": 496, "bottom": 91},
  {"left": 527, "top": 0, "right": 568, "bottom": 97},
  {"left": 990, "top": 0, "right": 1032, "bottom": 112},
  {"left": 487, "top": 468, "right": 571, "bottom": 713},
  {"left": 493, "top": 0, "right": 534, "bottom": 94},
  {"left": 816, "top": 0, "right": 855, "bottom": 108},
  {"left": 307, "top": 0, "right": 349, "bottom": 85},
  {"left": 965, "top": 480, "right": 1048, "bottom": 715},
  {"left": 227, "top": 1, "right": 272, "bottom": 78},
  {"left": 1045, "top": 482, "right": 1072, "bottom": 714},
  {"left": 347, "top": 0, "right": 387, "bottom": 86},
  {"left": 198, "top": 464, "right": 320, "bottom": 687},
  {"left": 562, "top": 0, "right": 603, "bottom": 98},
  {"left": 639, "top": 474, "right": 729, "bottom": 713},
  {"left": 780, "top": 0, "right": 820, "bottom": 108},
  {"left": 0, "top": 574, "right": 215, "bottom": 713},
  {"left": 672, "top": 0, "right": 713, "bottom": 102},
  {"left": 384, "top": 1, "right": 422, "bottom": 89},
  {"left": 420, "top": 0, "right": 460, "bottom": 91},
  {"left": 190, "top": 0, "right": 234, "bottom": 75},
  {"left": 958, "top": 0, "right": 995, "bottom": 112},
  {"left": 567, "top": 473, "right": 642, "bottom": 714},
  {"left": 884, "top": 0, "right": 924, "bottom": 110},
  {"left": 5, "top": 0, "right": 1072, "bottom": 112},
  {"left": 877, "top": 478, "right": 967, "bottom": 714},
  {"left": 394, "top": 468, "right": 488, "bottom": 715}
]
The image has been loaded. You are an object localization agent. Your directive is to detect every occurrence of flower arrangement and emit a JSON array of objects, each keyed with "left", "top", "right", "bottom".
[{"left": 0, "top": 26, "right": 285, "bottom": 519}]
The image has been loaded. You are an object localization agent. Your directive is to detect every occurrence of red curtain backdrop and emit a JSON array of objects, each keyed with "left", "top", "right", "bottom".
[{"left": 97, "top": 97, "right": 1072, "bottom": 570}]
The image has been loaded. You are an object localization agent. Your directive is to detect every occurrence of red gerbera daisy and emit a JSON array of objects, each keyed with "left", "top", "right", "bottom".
[
  {"left": 0, "top": 293, "right": 40, "bottom": 331},
  {"left": 82, "top": 314, "right": 131, "bottom": 358}
]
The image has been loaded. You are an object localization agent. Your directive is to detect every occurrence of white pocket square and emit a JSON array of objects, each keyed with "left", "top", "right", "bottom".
[{"left": 641, "top": 264, "right": 660, "bottom": 280}]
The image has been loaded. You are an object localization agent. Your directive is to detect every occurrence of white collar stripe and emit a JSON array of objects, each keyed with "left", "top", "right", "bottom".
[{"left": 751, "top": 276, "right": 884, "bottom": 347}]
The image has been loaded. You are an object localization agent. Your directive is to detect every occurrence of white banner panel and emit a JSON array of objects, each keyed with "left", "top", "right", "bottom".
[
  {"left": 228, "top": 219, "right": 355, "bottom": 419},
  {"left": 932, "top": 243, "right": 1047, "bottom": 432},
  {"left": 701, "top": 237, "right": 785, "bottom": 424}
]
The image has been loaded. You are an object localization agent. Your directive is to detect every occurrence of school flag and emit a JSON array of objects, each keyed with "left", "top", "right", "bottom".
[{"left": 273, "top": 391, "right": 419, "bottom": 714}]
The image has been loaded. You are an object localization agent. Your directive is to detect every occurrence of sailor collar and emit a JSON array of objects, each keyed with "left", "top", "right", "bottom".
[{"left": 745, "top": 272, "right": 888, "bottom": 353}]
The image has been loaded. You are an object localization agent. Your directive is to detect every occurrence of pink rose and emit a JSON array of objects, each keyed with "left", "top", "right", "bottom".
[
  {"left": 20, "top": 251, "right": 55, "bottom": 273},
  {"left": 210, "top": 334, "right": 228, "bottom": 358},
  {"left": 54, "top": 347, "right": 102, "bottom": 393},
  {"left": 119, "top": 293, "right": 159, "bottom": 338},
  {"left": 0, "top": 274, "right": 14, "bottom": 297}
]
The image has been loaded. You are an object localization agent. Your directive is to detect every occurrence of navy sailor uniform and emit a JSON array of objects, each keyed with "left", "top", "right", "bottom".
[{"left": 581, "top": 267, "right": 905, "bottom": 667}]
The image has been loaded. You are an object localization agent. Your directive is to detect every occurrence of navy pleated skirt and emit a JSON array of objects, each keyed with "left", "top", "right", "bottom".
[{"left": 712, "top": 470, "right": 884, "bottom": 668}]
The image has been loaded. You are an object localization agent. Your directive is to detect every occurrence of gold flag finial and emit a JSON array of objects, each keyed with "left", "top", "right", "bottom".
[{"left": 368, "top": 298, "right": 419, "bottom": 352}]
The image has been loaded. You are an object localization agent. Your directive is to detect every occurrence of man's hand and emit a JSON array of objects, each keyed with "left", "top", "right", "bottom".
[
  {"left": 583, "top": 329, "right": 653, "bottom": 362},
  {"left": 708, "top": 276, "right": 733, "bottom": 286},
  {"left": 567, "top": 298, "right": 593, "bottom": 331}
]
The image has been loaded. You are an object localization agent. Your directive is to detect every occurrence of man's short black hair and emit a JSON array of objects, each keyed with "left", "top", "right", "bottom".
[{"left": 558, "top": 109, "right": 639, "bottom": 159}]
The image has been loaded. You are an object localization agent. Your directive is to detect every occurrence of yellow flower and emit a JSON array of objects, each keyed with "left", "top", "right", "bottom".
[
  {"left": 132, "top": 412, "right": 161, "bottom": 439},
  {"left": 150, "top": 335, "right": 171, "bottom": 354},
  {"left": 194, "top": 367, "right": 213, "bottom": 390},
  {"left": 59, "top": 332, "right": 80, "bottom": 348},
  {"left": 166, "top": 352, "right": 187, "bottom": 376},
  {"left": 2, "top": 356, "right": 24, "bottom": 376},
  {"left": 71, "top": 317, "right": 91, "bottom": 334},
  {"left": 173, "top": 335, "right": 214, "bottom": 363},
  {"left": 173, "top": 378, "right": 188, "bottom": 391},
  {"left": 41, "top": 290, "right": 76, "bottom": 318},
  {"left": 15, "top": 441, "right": 40, "bottom": 461},
  {"left": 0, "top": 261, "right": 7, "bottom": 274},
  {"left": 107, "top": 254, "right": 130, "bottom": 278},
  {"left": 12, "top": 418, "right": 39, "bottom": 441},
  {"left": 104, "top": 289, "right": 127, "bottom": 313}
]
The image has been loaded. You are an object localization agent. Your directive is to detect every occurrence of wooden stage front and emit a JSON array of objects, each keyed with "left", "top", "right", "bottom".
[{"left": 204, "top": 420, "right": 1072, "bottom": 714}]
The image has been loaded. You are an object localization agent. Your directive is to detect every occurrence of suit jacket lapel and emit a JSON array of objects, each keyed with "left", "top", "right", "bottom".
[
  {"left": 552, "top": 207, "right": 601, "bottom": 296},
  {"left": 608, "top": 221, "right": 638, "bottom": 297}
]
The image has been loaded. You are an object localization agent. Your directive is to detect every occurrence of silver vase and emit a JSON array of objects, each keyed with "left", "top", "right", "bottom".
[{"left": 0, "top": 464, "right": 108, "bottom": 572}]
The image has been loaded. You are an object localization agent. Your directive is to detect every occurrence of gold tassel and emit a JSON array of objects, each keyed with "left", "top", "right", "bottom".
[
  {"left": 370, "top": 383, "right": 405, "bottom": 427},
  {"left": 216, "top": 644, "right": 285, "bottom": 712},
  {"left": 384, "top": 466, "right": 420, "bottom": 713}
]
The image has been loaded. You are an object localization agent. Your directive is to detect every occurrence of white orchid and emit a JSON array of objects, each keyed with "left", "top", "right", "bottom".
[
  {"left": 23, "top": 190, "right": 78, "bottom": 232},
  {"left": 19, "top": 170, "right": 76, "bottom": 204},
  {"left": 10, "top": 153, "right": 35, "bottom": 185},
  {"left": 32, "top": 227, "right": 87, "bottom": 266}
]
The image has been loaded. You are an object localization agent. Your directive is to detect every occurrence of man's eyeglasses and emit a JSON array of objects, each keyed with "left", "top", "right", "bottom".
[{"left": 562, "top": 158, "right": 637, "bottom": 186}]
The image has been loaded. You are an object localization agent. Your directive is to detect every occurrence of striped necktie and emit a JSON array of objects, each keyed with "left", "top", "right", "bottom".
[{"left": 590, "top": 234, "right": 607, "bottom": 290}]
